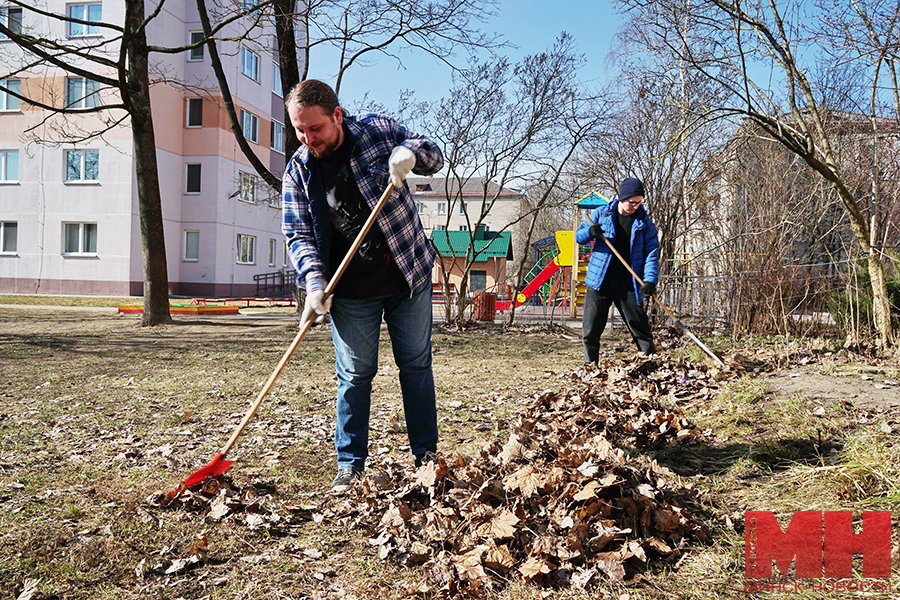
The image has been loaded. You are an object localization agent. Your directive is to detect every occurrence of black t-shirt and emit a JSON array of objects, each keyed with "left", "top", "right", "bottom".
[
  {"left": 316, "top": 130, "right": 408, "bottom": 299},
  {"left": 599, "top": 210, "right": 635, "bottom": 297}
]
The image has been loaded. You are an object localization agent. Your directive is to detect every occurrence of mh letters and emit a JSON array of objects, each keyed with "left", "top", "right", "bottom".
[{"left": 745, "top": 511, "right": 891, "bottom": 579}]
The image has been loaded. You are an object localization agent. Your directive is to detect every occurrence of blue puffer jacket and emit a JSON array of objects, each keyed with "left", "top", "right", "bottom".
[{"left": 575, "top": 200, "right": 660, "bottom": 301}]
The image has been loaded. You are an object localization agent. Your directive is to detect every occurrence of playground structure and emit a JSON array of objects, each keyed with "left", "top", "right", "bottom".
[
  {"left": 495, "top": 191, "right": 609, "bottom": 315},
  {"left": 494, "top": 230, "right": 581, "bottom": 313}
]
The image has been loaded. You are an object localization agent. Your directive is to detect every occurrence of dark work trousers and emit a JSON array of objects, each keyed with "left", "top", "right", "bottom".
[{"left": 582, "top": 284, "right": 656, "bottom": 363}]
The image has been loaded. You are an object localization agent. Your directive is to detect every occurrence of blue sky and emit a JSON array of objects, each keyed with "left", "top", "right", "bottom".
[{"left": 306, "top": 0, "right": 623, "bottom": 110}]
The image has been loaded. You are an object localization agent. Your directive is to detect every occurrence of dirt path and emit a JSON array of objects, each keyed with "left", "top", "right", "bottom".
[{"left": 767, "top": 367, "right": 899, "bottom": 412}]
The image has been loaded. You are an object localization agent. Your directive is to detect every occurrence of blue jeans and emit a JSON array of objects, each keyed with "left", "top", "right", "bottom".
[{"left": 329, "top": 279, "right": 438, "bottom": 471}]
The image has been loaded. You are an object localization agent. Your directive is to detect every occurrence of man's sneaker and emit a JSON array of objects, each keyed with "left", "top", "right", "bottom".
[
  {"left": 414, "top": 451, "right": 439, "bottom": 468},
  {"left": 330, "top": 468, "right": 362, "bottom": 492}
]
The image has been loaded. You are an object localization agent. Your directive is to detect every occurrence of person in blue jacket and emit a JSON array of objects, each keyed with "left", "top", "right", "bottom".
[{"left": 575, "top": 177, "right": 660, "bottom": 362}]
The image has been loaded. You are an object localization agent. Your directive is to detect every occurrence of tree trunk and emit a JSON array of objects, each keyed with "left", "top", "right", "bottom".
[
  {"left": 273, "top": 0, "right": 301, "bottom": 160},
  {"left": 126, "top": 2, "right": 172, "bottom": 326},
  {"left": 830, "top": 180, "right": 893, "bottom": 348},
  {"left": 866, "top": 251, "right": 894, "bottom": 349}
]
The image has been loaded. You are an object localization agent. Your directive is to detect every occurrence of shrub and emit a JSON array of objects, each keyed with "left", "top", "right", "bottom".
[{"left": 826, "top": 263, "right": 900, "bottom": 338}]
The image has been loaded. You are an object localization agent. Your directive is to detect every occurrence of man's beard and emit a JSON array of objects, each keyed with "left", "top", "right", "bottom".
[{"left": 309, "top": 138, "right": 338, "bottom": 159}]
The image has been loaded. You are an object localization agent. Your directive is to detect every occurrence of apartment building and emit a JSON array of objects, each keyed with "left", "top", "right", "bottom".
[
  {"left": 0, "top": 1, "right": 294, "bottom": 297},
  {"left": 408, "top": 176, "right": 525, "bottom": 235}
]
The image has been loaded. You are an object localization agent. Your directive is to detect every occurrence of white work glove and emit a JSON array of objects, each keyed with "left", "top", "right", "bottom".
[
  {"left": 388, "top": 146, "right": 416, "bottom": 189},
  {"left": 302, "top": 290, "right": 332, "bottom": 324}
]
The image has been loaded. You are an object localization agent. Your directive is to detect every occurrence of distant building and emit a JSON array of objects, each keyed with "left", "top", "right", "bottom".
[
  {"left": 408, "top": 176, "right": 525, "bottom": 235},
  {"left": 0, "top": 1, "right": 295, "bottom": 297},
  {"left": 429, "top": 226, "right": 513, "bottom": 295}
]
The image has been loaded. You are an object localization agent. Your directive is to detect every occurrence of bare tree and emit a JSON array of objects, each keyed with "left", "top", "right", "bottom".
[
  {"left": 2, "top": 2, "right": 158, "bottom": 324},
  {"left": 198, "top": 0, "right": 505, "bottom": 186},
  {"left": 616, "top": 0, "right": 899, "bottom": 348},
  {"left": 694, "top": 134, "right": 848, "bottom": 335},
  {"left": 0, "top": 1, "right": 267, "bottom": 325},
  {"left": 575, "top": 76, "right": 726, "bottom": 282},
  {"left": 425, "top": 34, "right": 610, "bottom": 324}
]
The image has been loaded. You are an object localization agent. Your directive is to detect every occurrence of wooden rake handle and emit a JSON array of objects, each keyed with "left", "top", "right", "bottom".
[
  {"left": 584, "top": 212, "right": 679, "bottom": 324},
  {"left": 218, "top": 182, "right": 397, "bottom": 457},
  {"left": 583, "top": 211, "right": 725, "bottom": 367}
]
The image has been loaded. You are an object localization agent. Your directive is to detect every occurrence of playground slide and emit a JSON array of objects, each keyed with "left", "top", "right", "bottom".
[{"left": 513, "top": 258, "right": 560, "bottom": 308}]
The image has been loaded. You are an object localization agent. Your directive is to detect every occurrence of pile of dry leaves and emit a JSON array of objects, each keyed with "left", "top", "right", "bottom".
[{"left": 151, "top": 353, "right": 728, "bottom": 596}]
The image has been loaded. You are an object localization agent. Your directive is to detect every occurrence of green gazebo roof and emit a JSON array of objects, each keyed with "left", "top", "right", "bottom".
[{"left": 429, "top": 228, "right": 513, "bottom": 261}]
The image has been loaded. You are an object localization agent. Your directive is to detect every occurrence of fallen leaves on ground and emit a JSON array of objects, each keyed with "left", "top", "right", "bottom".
[{"left": 147, "top": 352, "right": 721, "bottom": 596}]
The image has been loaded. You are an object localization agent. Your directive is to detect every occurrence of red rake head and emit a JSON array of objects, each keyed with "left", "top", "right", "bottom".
[{"left": 169, "top": 452, "right": 235, "bottom": 498}]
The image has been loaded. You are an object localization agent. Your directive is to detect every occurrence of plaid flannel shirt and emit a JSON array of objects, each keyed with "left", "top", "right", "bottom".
[{"left": 282, "top": 113, "right": 443, "bottom": 295}]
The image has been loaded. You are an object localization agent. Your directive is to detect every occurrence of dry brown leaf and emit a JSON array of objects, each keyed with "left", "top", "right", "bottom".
[
  {"left": 484, "top": 544, "right": 516, "bottom": 570},
  {"left": 453, "top": 546, "right": 488, "bottom": 580},
  {"left": 645, "top": 536, "right": 673, "bottom": 554},
  {"left": 504, "top": 465, "right": 542, "bottom": 497},
  {"left": 187, "top": 532, "right": 208, "bottom": 562},
  {"left": 537, "top": 465, "right": 568, "bottom": 494},
  {"left": 423, "top": 505, "right": 459, "bottom": 539},
  {"left": 519, "top": 555, "right": 552, "bottom": 582},
  {"left": 595, "top": 553, "right": 626, "bottom": 582},
  {"left": 476, "top": 508, "right": 519, "bottom": 540},
  {"left": 207, "top": 494, "right": 231, "bottom": 521},
  {"left": 419, "top": 556, "right": 455, "bottom": 592},
  {"left": 571, "top": 567, "right": 596, "bottom": 589},
  {"left": 654, "top": 506, "right": 684, "bottom": 532},
  {"left": 573, "top": 480, "right": 601, "bottom": 501},
  {"left": 245, "top": 513, "right": 266, "bottom": 530},
  {"left": 379, "top": 501, "right": 412, "bottom": 531},
  {"left": 500, "top": 433, "right": 527, "bottom": 463},
  {"left": 407, "top": 541, "right": 433, "bottom": 565},
  {"left": 416, "top": 460, "right": 450, "bottom": 492}
]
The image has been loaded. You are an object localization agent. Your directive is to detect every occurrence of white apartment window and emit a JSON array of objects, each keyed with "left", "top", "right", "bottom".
[
  {"left": 240, "top": 109, "right": 259, "bottom": 143},
  {"left": 436, "top": 202, "right": 446, "bottom": 215},
  {"left": 186, "top": 97, "right": 203, "bottom": 127},
  {"left": 0, "top": 79, "right": 21, "bottom": 110},
  {"left": 240, "top": 47, "right": 259, "bottom": 82},
  {"left": 0, "top": 222, "right": 16, "bottom": 253},
  {"left": 434, "top": 224, "right": 446, "bottom": 231},
  {"left": 189, "top": 31, "right": 204, "bottom": 61},
  {"left": 64, "top": 222, "right": 97, "bottom": 254},
  {"left": 185, "top": 163, "right": 201, "bottom": 193},
  {"left": 0, "top": 150, "right": 18, "bottom": 182},
  {"left": 1, "top": 7, "right": 23, "bottom": 39},
  {"left": 65, "top": 149, "right": 99, "bottom": 182},
  {"left": 459, "top": 202, "right": 467, "bottom": 214},
  {"left": 267, "top": 186, "right": 281, "bottom": 208},
  {"left": 270, "top": 120, "right": 285, "bottom": 153},
  {"left": 272, "top": 63, "right": 282, "bottom": 96},
  {"left": 268, "top": 238, "right": 276, "bottom": 267},
  {"left": 416, "top": 202, "right": 426, "bottom": 214},
  {"left": 184, "top": 230, "right": 199, "bottom": 261},
  {"left": 236, "top": 233, "right": 256, "bottom": 264},
  {"left": 67, "top": 3, "right": 102, "bottom": 37},
  {"left": 66, "top": 77, "right": 100, "bottom": 109},
  {"left": 238, "top": 171, "right": 257, "bottom": 203},
  {"left": 459, "top": 225, "right": 468, "bottom": 231}
]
